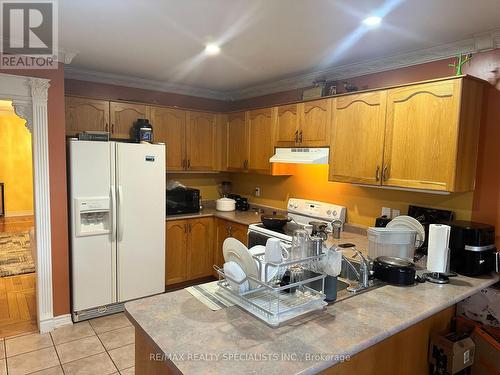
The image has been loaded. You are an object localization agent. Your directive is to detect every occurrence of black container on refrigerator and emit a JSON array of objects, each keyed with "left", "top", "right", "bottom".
[
  {"left": 132, "top": 118, "right": 153, "bottom": 143},
  {"left": 443, "top": 220, "right": 497, "bottom": 276}
]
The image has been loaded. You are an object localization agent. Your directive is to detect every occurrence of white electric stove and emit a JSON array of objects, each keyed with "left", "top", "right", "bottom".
[{"left": 248, "top": 198, "right": 346, "bottom": 247}]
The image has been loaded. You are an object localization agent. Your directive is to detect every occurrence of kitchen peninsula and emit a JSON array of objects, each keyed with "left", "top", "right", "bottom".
[{"left": 126, "top": 268, "right": 498, "bottom": 374}]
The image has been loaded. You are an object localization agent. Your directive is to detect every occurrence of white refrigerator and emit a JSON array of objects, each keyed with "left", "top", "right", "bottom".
[{"left": 69, "top": 140, "right": 165, "bottom": 321}]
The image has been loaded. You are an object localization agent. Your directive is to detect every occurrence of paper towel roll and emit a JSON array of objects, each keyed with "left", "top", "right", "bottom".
[{"left": 427, "top": 224, "right": 451, "bottom": 273}]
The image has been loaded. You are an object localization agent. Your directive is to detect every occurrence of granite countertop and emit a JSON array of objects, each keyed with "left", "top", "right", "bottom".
[
  {"left": 165, "top": 204, "right": 286, "bottom": 226},
  {"left": 125, "top": 272, "right": 499, "bottom": 375}
]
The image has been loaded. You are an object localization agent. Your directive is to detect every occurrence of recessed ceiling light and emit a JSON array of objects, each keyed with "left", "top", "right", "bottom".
[
  {"left": 362, "top": 16, "right": 382, "bottom": 26},
  {"left": 205, "top": 44, "right": 221, "bottom": 55}
]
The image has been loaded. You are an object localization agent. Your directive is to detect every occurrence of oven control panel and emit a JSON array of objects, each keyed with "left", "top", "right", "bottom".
[{"left": 287, "top": 198, "right": 346, "bottom": 223}]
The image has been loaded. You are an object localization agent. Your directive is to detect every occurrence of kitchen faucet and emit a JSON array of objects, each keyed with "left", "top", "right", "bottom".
[{"left": 341, "top": 247, "right": 371, "bottom": 292}]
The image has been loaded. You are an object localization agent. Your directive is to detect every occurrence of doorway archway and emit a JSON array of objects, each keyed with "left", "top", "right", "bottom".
[{"left": 0, "top": 72, "right": 54, "bottom": 333}]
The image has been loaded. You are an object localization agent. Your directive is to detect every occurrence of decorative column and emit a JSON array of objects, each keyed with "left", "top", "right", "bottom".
[{"left": 13, "top": 77, "right": 54, "bottom": 333}]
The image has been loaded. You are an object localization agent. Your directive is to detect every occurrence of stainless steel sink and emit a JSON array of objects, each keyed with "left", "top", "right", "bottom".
[{"left": 332, "top": 258, "right": 384, "bottom": 303}]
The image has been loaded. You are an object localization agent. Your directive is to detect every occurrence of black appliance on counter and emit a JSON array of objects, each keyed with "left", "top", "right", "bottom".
[
  {"left": 374, "top": 215, "right": 391, "bottom": 227},
  {"left": 166, "top": 187, "right": 200, "bottom": 215},
  {"left": 227, "top": 194, "right": 250, "bottom": 211},
  {"left": 444, "top": 220, "right": 497, "bottom": 276},
  {"left": 408, "top": 205, "right": 454, "bottom": 253}
]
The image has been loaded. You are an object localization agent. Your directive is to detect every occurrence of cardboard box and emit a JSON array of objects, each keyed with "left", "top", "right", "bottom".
[{"left": 429, "top": 332, "right": 475, "bottom": 374}]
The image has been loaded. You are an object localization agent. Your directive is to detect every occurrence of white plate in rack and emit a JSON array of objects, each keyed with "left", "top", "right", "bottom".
[
  {"left": 387, "top": 215, "right": 425, "bottom": 248},
  {"left": 223, "top": 238, "right": 259, "bottom": 288}
]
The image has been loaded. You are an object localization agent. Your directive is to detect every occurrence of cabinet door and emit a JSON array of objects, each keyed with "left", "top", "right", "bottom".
[
  {"left": 214, "top": 219, "right": 248, "bottom": 277},
  {"left": 110, "top": 102, "right": 148, "bottom": 139},
  {"left": 166, "top": 220, "right": 187, "bottom": 286},
  {"left": 186, "top": 218, "right": 214, "bottom": 280},
  {"left": 186, "top": 111, "right": 216, "bottom": 171},
  {"left": 275, "top": 104, "right": 299, "bottom": 146},
  {"left": 329, "top": 92, "right": 387, "bottom": 185},
  {"left": 227, "top": 222, "right": 248, "bottom": 246},
  {"left": 226, "top": 112, "right": 247, "bottom": 171},
  {"left": 65, "top": 97, "right": 109, "bottom": 136},
  {"left": 150, "top": 107, "right": 186, "bottom": 171},
  {"left": 383, "top": 80, "right": 460, "bottom": 191},
  {"left": 299, "top": 99, "right": 331, "bottom": 146},
  {"left": 247, "top": 108, "right": 276, "bottom": 174}
]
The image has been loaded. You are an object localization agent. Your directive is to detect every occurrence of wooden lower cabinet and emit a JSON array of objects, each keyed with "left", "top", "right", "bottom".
[
  {"left": 214, "top": 219, "right": 248, "bottom": 276},
  {"left": 323, "top": 306, "right": 455, "bottom": 375},
  {"left": 186, "top": 217, "right": 214, "bottom": 280},
  {"left": 165, "top": 217, "right": 214, "bottom": 286}
]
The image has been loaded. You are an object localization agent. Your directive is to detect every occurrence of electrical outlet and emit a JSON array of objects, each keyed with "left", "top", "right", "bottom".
[
  {"left": 391, "top": 209, "right": 401, "bottom": 218},
  {"left": 381, "top": 207, "right": 391, "bottom": 217},
  {"left": 254, "top": 187, "right": 261, "bottom": 197}
]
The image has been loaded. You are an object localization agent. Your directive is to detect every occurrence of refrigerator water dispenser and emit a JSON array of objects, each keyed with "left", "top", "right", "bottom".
[{"left": 74, "top": 197, "right": 111, "bottom": 236}]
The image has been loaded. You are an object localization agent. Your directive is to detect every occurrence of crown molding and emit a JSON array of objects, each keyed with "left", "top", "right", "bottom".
[
  {"left": 64, "top": 66, "right": 231, "bottom": 101},
  {"left": 63, "top": 28, "right": 500, "bottom": 102},
  {"left": 226, "top": 28, "right": 500, "bottom": 100}
]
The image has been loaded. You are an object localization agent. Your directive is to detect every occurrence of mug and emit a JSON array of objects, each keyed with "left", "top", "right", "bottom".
[{"left": 265, "top": 238, "right": 289, "bottom": 263}]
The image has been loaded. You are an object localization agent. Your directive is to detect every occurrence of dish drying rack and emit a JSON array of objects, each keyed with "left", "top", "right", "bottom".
[{"left": 215, "top": 250, "right": 327, "bottom": 327}]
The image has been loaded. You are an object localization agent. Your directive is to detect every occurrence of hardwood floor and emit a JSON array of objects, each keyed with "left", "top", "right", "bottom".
[
  {"left": 0, "top": 215, "right": 37, "bottom": 338},
  {"left": 0, "top": 215, "right": 34, "bottom": 233},
  {"left": 0, "top": 273, "right": 37, "bottom": 338}
]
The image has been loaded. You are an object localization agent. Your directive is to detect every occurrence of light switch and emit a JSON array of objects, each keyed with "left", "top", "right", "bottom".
[{"left": 381, "top": 207, "right": 391, "bottom": 217}]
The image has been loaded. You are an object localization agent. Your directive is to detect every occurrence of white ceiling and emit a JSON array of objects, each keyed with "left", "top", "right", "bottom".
[{"left": 61, "top": 0, "right": 500, "bottom": 97}]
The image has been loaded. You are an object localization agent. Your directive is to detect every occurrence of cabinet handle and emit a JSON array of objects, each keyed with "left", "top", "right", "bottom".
[
  {"left": 188, "top": 223, "right": 192, "bottom": 233},
  {"left": 111, "top": 124, "right": 114, "bottom": 134},
  {"left": 184, "top": 224, "right": 187, "bottom": 233},
  {"left": 105, "top": 123, "right": 108, "bottom": 132},
  {"left": 187, "top": 159, "right": 191, "bottom": 169},
  {"left": 383, "top": 165, "right": 389, "bottom": 181},
  {"left": 294, "top": 130, "right": 298, "bottom": 143},
  {"left": 227, "top": 225, "right": 232, "bottom": 236},
  {"left": 243, "top": 160, "right": 248, "bottom": 169},
  {"left": 299, "top": 130, "right": 303, "bottom": 143},
  {"left": 375, "top": 166, "right": 380, "bottom": 181}
]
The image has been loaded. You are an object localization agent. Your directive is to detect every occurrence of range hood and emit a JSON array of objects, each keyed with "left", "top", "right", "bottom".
[{"left": 269, "top": 147, "right": 329, "bottom": 164}]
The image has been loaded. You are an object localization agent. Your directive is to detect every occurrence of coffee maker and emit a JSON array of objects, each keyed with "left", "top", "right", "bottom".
[{"left": 445, "top": 220, "right": 497, "bottom": 276}]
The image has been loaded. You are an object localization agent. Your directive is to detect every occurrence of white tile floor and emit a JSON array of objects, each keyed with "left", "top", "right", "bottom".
[{"left": 0, "top": 313, "right": 135, "bottom": 375}]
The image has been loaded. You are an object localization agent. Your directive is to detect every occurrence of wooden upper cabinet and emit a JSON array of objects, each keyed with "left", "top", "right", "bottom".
[
  {"left": 186, "top": 217, "right": 214, "bottom": 280},
  {"left": 150, "top": 107, "right": 186, "bottom": 171},
  {"left": 383, "top": 78, "right": 482, "bottom": 192},
  {"left": 110, "top": 102, "right": 148, "bottom": 139},
  {"left": 165, "top": 220, "right": 187, "bottom": 286},
  {"left": 226, "top": 112, "right": 247, "bottom": 171},
  {"left": 329, "top": 92, "right": 387, "bottom": 185},
  {"left": 246, "top": 108, "right": 276, "bottom": 174},
  {"left": 65, "top": 97, "right": 109, "bottom": 136},
  {"left": 275, "top": 104, "right": 299, "bottom": 146},
  {"left": 186, "top": 111, "right": 216, "bottom": 171},
  {"left": 299, "top": 99, "right": 331, "bottom": 146}
]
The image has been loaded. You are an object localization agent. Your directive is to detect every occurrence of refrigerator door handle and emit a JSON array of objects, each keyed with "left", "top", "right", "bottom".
[
  {"left": 117, "top": 185, "right": 124, "bottom": 242},
  {"left": 110, "top": 185, "right": 116, "bottom": 238}
]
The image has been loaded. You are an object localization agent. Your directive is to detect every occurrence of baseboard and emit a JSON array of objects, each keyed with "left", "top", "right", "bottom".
[
  {"left": 4, "top": 210, "right": 34, "bottom": 217},
  {"left": 39, "top": 314, "right": 73, "bottom": 333}
]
